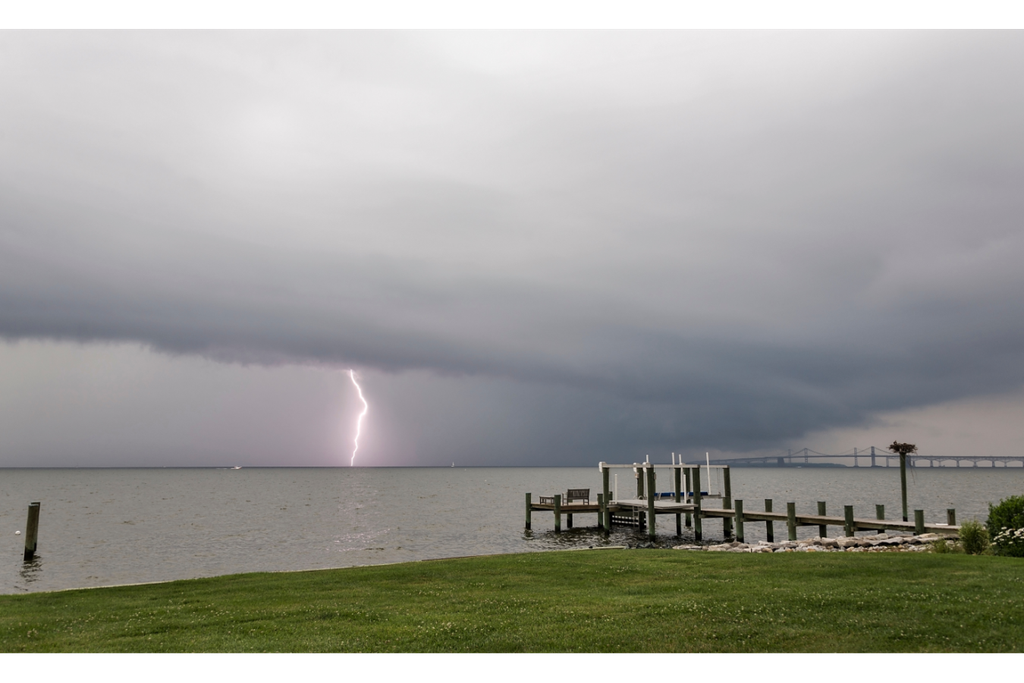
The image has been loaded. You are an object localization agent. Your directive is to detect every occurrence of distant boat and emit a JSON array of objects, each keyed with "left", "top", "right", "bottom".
[
  {"left": 451, "top": 462, "right": 455, "bottom": 468},
  {"left": 232, "top": 466, "right": 242, "bottom": 470}
]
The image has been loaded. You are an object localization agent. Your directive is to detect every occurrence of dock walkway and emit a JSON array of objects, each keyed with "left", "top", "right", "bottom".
[{"left": 525, "top": 461, "right": 961, "bottom": 542}]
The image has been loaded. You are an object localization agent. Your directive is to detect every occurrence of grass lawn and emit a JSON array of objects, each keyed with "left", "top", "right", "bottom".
[{"left": 1, "top": 550, "right": 1022, "bottom": 652}]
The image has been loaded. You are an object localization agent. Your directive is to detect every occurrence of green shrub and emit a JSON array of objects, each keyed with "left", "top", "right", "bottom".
[
  {"left": 987, "top": 495, "right": 1024, "bottom": 558},
  {"left": 930, "top": 538, "right": 950, "bottom": 553},
  {"left": 959, "top": 520, "right": 989, "bottom": 555}
]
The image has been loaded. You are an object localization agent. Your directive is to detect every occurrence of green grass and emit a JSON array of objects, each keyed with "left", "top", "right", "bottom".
[{"left": 2, "top": 550, "right": 1022, "bottom": 652}]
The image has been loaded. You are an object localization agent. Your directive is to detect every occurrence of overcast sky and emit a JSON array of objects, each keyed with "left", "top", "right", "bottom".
[{"left": 2, "top": 31, "right": 1024, "bottom": 467}]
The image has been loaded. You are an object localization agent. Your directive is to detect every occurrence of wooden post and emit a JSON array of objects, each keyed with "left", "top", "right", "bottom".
[
  {"left": 674, "top": 465, "right": 682, "bottom": 536},
  {"left": 734, "top": 499, "right": 744, "bottom": 543},
  {"left": 947, "top": 508, "right": 956, "bottom": 526},
  {"left": 602, "top": 464, "right": 611, "bottom": 531},
  {"left": 646, "top": 465, "right": 656, "bottom": 540},
  {"left": 684, "top": 468, "right": 692, "bottom": 528},
  {"left": 525, "top": 493, "right": 532, "bottom": 530},
  {"left": 24, "top": 502, "right": 40, "bottom": 561},
  {"left": 876, "top": 504, "right": 885, "bottom": 521},
  {"left": 636, "top": 465, "right": 644, "bottom": 499},
  {"left": 765, "top": 499, "right": 774, "bottom": 543},
  {"left": 900, "top": 453, "right": 909, "bottom": 522},
  {"left": 844, "top": 505, "right": 854, "bottom": 537},
  {"left": 554, "top": 494, "right": 562, "bottom": 532},
  {"left": 567, "top": 512, "right": 574, "bottom": 529},
  {"left": 817, "top": 501, "right": 827, "bottom": 538},
  {"left": 787, "top": 502, "right": 797, "bottom": 541},
  {"left": 722, "top": 466, "right": 733, "bottom": 539},
  {"left": 692, "top": 467, "right": 703, "bottom": 542},
  {"left": 598, "top": 493, "right": 607, "bottom": 534},
  {"left": 914, "top": 509, "right": 924, "bottom": 535}
]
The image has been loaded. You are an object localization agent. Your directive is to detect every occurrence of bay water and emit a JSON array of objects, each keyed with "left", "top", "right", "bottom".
[{"left": 2, "top": 465, "right": 1023, "bottom": 595}]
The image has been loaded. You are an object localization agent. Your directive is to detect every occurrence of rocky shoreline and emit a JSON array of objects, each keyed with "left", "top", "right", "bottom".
[{"left": 674, "top": 531, "right": 956, "bottom": 553}]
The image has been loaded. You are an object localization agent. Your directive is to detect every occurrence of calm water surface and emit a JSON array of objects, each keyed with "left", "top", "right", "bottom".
[{"left": 2, "top": 466, "right": 1023, "bottom": 594}]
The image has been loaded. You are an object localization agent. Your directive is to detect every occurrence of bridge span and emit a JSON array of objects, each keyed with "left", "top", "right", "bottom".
[{"left": 711, "top": 447, "right": 1024, "bottom": 468}]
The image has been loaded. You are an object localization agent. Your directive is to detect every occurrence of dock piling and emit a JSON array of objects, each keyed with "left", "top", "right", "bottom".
[
  {"left": 844, "top": 505, "right": 854, "bottom": 537},
  {"left": 947, "top": 508, "right": 956, "bottom": 526},
  {"left": 914, "top": 509, "right": 924, "bottom": 535},
  {"left": 817, "top": 501, "right": 827, "bottom": 537},
  {"left": 23, "top": 502, "right": 40, "bottom": 561},
  {"left": 554, "top": 494, "right": 561, "bottom": 532},
  {"left": 525, "top": 493, "right": 532, "bottom": 530},
  {"left": 646, "top": 465, "right": 656, "bottom": 540},
  {"left": 601, "top": 464, "right": 611, "bottom": 531},
  {"left": 684, "top": 468, "right": 692, "bottom": 528},
  {"left": 734, "top": 499, "right": 744, "bottom": 543},
  {"left": 722, "top": 466, "right": 733, "bottom": 539},
  {"left": 765, "top": 499, "right": 774, "bottom": 542},
  {"left": 674, "top": 465, "right": 682, "bottom": 536},
  {"left": 692, "top": 467, "right": 703, "bottom": 541},
  {"left": 787, "top": 502, "right": 797, "bottom": 541}
]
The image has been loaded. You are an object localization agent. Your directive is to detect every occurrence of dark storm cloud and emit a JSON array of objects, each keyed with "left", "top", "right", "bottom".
[{"left": 3, "top": 31, "right": 1024, "bottom": 460}]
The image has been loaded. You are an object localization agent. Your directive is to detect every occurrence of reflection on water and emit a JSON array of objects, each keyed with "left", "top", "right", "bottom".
[{"left": 1, "top": 466, "right": 1022, "bottom": 594}]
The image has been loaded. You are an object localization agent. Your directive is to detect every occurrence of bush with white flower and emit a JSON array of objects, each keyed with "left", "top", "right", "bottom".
[{"left": 987, "top": 495, "right": 1024, "bottom": 558}]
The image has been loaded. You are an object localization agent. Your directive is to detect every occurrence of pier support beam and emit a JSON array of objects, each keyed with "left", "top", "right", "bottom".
[
  {"left": 844, "top": 505, "right": 854, "bottom": 537},
  {"left": 684, "top": 468, "right": 692, "bottom": 528},
  {"left": 601, "top": 464, "right": 610, "bottom": 532},
  {"left": 947, "top": 508, "right": 956, "bottom": 526},
  {"left": 914, "top": 509, "right": 924, "bottom": 535},
  {"left": 817, "top": 501, "right": 827, "bottom": 538},
  {"left": 525, "top": 493, "right": 532, "bottom": 531},
  {"left": 674, "top": 465, "right": 682, "bottom": 536},
  {"left": 646, "top": 465, "right": 656, "bottom": 540},
  {"left": 692, "top": 467, "right": 703, "bottom": 542},
  {"left": 554, "top": 494, "right": 561, "bottom": 532},
  {"left": 787, "top": 502, "right": 797, "bottom": 541},
  {"left": 734, "top": 499, "right": 744, "bottom": 543},
  {"left": 722, "top": 466, "right": 733, "bottom": 540},
  {"left": 765, "top": 499, "right": 774, "bottom": 543}
]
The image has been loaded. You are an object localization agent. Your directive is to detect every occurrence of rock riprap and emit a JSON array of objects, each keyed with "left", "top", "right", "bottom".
[{"left": 674, "top": 532, "right": 953, "bottom": 553}]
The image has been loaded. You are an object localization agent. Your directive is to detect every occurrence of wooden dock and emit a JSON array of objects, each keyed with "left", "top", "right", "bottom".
[{"left": 526, "top": 461, "right": 961, "bottom": 542}]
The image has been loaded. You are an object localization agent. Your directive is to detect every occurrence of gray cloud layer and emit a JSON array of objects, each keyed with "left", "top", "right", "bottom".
[{"left": 2, "top": 32, "right": 1024, "bottom": 463}]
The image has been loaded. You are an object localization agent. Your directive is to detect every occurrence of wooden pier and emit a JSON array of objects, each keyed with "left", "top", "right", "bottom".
[{"left": 526, "top": 461, "right": 961, "bottom": 542}]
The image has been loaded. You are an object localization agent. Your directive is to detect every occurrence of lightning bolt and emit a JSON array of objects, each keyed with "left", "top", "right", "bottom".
[{"left": 349, "top": 369, "right": 369, "bottom": 466}]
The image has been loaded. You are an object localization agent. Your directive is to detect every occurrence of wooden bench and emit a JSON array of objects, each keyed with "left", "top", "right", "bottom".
[
  {"left": 564, "top": 488, "right": 590, "bottom": 505},
  {"left": 537, "top": 490, "right": 590, "bottom": 506}
]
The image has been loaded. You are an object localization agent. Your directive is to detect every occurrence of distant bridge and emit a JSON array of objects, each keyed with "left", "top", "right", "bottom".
[{"left": 710, "top": 447, "right": 1024, "bottom": 468}]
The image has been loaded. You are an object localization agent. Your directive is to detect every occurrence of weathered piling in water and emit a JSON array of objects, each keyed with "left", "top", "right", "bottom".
[
  {"left": 602, "top": 464, "right": 611, "bottom": 532},
  {"left": 947, "top": 508, "right": 956, "bottom": 526},
  {"left": 765, "top": 499, "right": 774, "bottom": 542},
  {"left": 722, "top": 466, "right": 733, "bottom": 539},
  {"left": 525, "top": 493, "right": 532, "bottom": 530},
  {"left": 787, "top": 502, "right": 797, "bottom": 541},
  {"left": 554, "top": 494, "right": 562, "bottom": 532},
  {"left": 598, "top": 493, "right": 607, "bottom": 535},
  {"left": 734, "top": 499, "right": 745, "bottom": 543},
  {"left": 636, "top": 464, "right": 644, "bottom": 499},
  {"left": 817, "top": 501, "right": 827, "bottom": 537},
  {"left": 684, "top": 469, "right": 692, "bottom": 528},
  {"left": 24, "top": 502, "right": 40, "bottom": 561},
  {"left": 914, "top": 509, "right": 924, "bottom": 535},
  {"left": 692, "top": 466, "right": 703, "bottom": 541},
  {"left": 876, "top": 504, "right": 885, "bottom": 522},
  {"left": 674, "top": 465, "right": 682, "bottom": 536},
  {"left": 646, "top": 465, "right": 657, "bottom": 540},
  {"left": 844, "top": 505, "right": 854, "bottom": 537}
]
